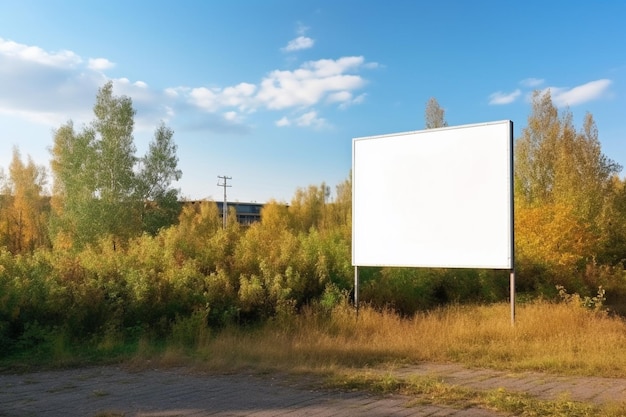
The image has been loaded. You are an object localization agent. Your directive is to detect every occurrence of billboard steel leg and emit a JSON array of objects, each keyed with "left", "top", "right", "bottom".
[{"left": 510, "top": 268, "right": 516, "bottom": 326}]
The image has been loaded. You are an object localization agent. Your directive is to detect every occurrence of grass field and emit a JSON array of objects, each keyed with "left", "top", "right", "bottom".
[
  {"left": 4, "top": 299, "right": 626, "bottom": 416},
  {"left": 167, "top": 300, "right": 626, "bottom": 377},
  {"left": 5, "top": 297, "right": 626, "bottom": 377}
]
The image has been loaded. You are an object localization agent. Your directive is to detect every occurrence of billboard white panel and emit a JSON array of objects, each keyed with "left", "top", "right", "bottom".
[{"left": 352, "top": 120, "right": 513, "bottom": 269}]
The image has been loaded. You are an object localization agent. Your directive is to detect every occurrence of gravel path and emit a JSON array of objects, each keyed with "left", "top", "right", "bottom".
[{"left": 1, "top": 363, "right": 624, "bottom": 416}]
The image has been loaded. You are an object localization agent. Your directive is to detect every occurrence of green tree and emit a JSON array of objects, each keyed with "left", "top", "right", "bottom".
[
  {"left": 600, "top": 176, "right": 626, "bottom": 265},
  {"left": 515, "top": 91, "right": 620, "bottom": 215},
  {"left": 573, "top": 112, "right": 620, "bottom": 222},
  {"left": 424, "top": 97, "right": 448, "bottom": 129},
  {"left": 137, "top": 122, "right": 183, "bottom": 235},
  {"left": 50, "top": 82, "right": 181, "bottom": 249},
  {"left": 514, "top": 90, "right": 622, "bottom": 288},
  {"left": 92, "top": 81, "right": 139, "bottom": 247},
  {"left": 50, "top": 121, "right": 98, "bottom": 248}
]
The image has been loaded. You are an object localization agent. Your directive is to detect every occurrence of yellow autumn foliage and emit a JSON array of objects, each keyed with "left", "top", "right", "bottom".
[{"left": 516, "top": 202, "right": 599, "bottom": 276}]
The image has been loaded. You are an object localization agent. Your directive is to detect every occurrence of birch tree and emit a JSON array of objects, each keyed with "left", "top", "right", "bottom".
[
  {"left": 514, "top": 90, "right": 622, "bottom": 287},
  {"left": 137, "top": 122, "right": 182, "bottom": 235},
  {"left": 50, "top": 82, "right": 181, "bottom": 248},
  {"left": 424, "top": 97, "right": 448, "bottom": 129}
]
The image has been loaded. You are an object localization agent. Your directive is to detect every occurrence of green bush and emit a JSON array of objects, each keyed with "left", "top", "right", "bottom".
[{"left": 2, "top": 176, "right": 626, "bottom": 358}]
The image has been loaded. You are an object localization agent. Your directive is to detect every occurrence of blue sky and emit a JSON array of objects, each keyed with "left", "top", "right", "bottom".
[{"left": 1, "top": 1, "right": 624, "bottom": 203}]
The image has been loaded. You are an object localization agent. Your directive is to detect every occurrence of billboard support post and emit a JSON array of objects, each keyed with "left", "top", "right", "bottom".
[
  {"left": 508, "top": 121, "right": 515, "bottom": 326},
  {"left": 510, "top": 269, "right": 515, "bottom": 325},
  {"left": 354, "top": 266, "right": 359, "bottom": 317}
]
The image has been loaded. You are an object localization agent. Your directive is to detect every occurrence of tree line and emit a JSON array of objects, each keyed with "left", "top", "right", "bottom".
[
  {"left": 514, "top": 92, "right": 625, "bottom": 297},
  {"left": 1, "top": 86, "right": 626, "bottom": 356},
  {"left": 1, "top": 82, "right": 182, "bottom": 253}
]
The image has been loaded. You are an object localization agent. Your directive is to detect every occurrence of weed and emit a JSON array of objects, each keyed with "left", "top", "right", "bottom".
[
  {"left": 326, "top": 373, "right": 618, "bottom": 417},
  {"left": 556, "top": 285, "right": 607, "bottom": 312},
  {"left": 168, "top": 308, "right": 210, "bottom": 348}
]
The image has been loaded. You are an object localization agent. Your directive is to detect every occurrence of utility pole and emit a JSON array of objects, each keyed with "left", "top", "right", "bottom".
[{"left": 217, "top": 175, "right": 232, "bottom": 229}]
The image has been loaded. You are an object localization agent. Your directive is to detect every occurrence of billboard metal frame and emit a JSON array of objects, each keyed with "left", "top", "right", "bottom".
[{"left": 351, "top": 120, "right": 515, "bottom": 324}]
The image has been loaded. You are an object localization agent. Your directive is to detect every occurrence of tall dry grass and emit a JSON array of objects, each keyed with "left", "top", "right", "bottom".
[{"left": 178, "top": 300, "right": 626, "bottom": 378}]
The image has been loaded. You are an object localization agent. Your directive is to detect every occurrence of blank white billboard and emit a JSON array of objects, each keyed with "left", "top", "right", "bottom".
[{"left": 352, "top": 120, "right": 513, "bottom": 269}]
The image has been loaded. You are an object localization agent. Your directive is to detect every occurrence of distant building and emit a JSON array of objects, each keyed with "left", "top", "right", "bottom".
[
  {"left": 184, "top": 200, "right": 265, "bottom": 226},
  {"left": 216, "top": 201, "right": 263, "bottom": 225}
]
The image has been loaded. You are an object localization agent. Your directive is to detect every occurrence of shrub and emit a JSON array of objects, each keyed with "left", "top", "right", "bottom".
[{"left": 556, "top": 284, "right": 607, "bottom": 312}]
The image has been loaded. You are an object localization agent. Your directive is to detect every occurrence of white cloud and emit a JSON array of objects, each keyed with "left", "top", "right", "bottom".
[
  {"left": 220, "top": 82, "right": 257, "bottom": 109},
  {"left": 282, "top": 36, "right": 314, "bottom": 52},
  {"left": 0, "top": 37, "right": 81, "bottom": 68},
  {"left": 352, "top": 93, "right": 366, "bottom": 105},
  {"left": 275, "top": 111, "right": 329, "bottom": 129},
  {"left": 189, "top": 87, "right": 219, "bottom": 111},
  {"left": 327, "top": 91, "right": 352, "bottom": 104},
  {"left": 520, "top": 78, "right": 544, "bottom": 88},
  {"left": 295, "top": 111, "right": 327, "bottom": 128},
  {"left": 0, "top": 107, "right": 71, "bottom": 127},
  {"left": 547, "top": 79, "right": 612, "bottom": 106},
  {"left": 255, "top": 56, "right": 368, "bottom": 110},
  {"left": 165, "top": 87, "right": 180, "bottom": 98},
  {"left": 305, "top": 56, "right": 365, "bottom": 77},
  {"left": 223, "top": 111, "right": 239, "bottom": 121},
  {"left": 0, "top": 39, "right": 102, "bottom": 125},
  {"left": 488, "top": 89, "right": 521, "bottom": 105},
  {"left": 0, "top": 38, "right": 173, "bottom": 131},
  {"left": 188, "top": 82, "right": 257, "bottom": 113},
  {"left": 296, "top": 111, "right": 318, "bottom": 126},
  {"left": 88, "top": 57, "right": 115, "bottom": 71},
  {"left": 0, "top": 37, "right": 375, "bottom": 135},
  {"left": 179, "top": 55, "right": 373, "bottom": 129},
  {"left": 328, "top": 91, "right": 368, "bottom": 109},
  {"left": 275, "top": 116, "right": 290, "bottom": 127}
]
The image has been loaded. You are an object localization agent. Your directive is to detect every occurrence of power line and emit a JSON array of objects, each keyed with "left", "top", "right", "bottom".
[{"left": 217, "top": 175, "right": 232, "bottom": 229}]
